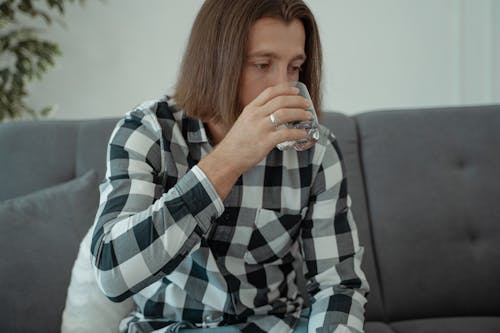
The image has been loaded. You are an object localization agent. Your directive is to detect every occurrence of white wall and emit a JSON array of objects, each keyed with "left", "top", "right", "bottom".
[
  {"left": 27, "top": 0, "right": 500, "bottom": 119},
  {"left": 493, "top": 0, "right": 500, "bottom": 102}
]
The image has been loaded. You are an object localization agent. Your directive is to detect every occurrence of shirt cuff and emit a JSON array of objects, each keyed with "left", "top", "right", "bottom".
[{"left": 174, "top": 165, "right": 224, "bottom": 234}]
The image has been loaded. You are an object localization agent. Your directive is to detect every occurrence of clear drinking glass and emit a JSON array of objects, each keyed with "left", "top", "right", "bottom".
[{"left": 276, "top": 81, "right": 320, "bottom": 151}]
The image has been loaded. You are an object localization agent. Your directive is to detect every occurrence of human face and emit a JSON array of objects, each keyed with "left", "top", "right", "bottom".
[{"left": 239, "top": 18, "right": 306, "bottom": 108}]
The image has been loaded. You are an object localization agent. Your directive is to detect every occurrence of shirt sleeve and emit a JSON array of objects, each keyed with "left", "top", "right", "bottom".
[
  {"left": 90, "top": 109, "right": 224, "bottom": 302},
  {"left": 301, "top": 132, "right": 370, "bottom": 333}
]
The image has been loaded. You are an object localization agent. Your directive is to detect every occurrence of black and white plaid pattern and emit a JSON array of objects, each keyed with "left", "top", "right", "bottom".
[{"left": 91, "top": 97, "right": 369, "bottom": 333}]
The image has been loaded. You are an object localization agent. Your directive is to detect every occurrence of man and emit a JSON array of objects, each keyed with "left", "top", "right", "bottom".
[{"left": 91, "top": 1, "right": 369, "bottom": 332}]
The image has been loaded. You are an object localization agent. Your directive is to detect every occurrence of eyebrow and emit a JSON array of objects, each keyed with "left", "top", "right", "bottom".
[{"left": 248, "top": 51, "right": 307, "bottom": 62}]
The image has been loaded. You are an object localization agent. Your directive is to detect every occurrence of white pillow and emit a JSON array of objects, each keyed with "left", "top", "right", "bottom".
[{"left": 61, "top": 225, "right": 135, "bottom": 333}]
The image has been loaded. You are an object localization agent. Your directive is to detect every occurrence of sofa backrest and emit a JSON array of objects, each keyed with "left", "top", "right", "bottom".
[
  {"left": 0, "top": 118, "right": 117, "bottom": 201},
  {"left": 355, "top": 105, "right": 500, "bottom": 322}
]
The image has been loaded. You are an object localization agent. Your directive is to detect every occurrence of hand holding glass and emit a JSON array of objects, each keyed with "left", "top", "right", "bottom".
[{"left": 276, "top": 81, "right": 320, "bottom": 151}]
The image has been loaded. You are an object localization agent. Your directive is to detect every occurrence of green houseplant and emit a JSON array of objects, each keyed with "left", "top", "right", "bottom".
[{"left": 0, "top": 0, "right": 85, "bottom": 122}]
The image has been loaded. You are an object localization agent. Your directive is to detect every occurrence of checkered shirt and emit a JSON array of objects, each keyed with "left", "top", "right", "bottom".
[{"left": 91, "top": 96, "right": 369, "bottom": 333}]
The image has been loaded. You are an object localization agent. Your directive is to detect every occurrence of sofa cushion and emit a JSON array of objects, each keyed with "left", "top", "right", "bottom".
[
  {"left": 356, "top": 105, "right": 500, "bottom": 321},
  {"left": 0, "top": 170, "right": 99, "bottom": 333},
  {"left": 61, "top": 225, "right": 135, "bottom": 333},
  {"left": 365, "top": 321, "right": 397, "bottom": 333},
  {"left": 389, "top": 317, "right": 500, "bottom": 333}
]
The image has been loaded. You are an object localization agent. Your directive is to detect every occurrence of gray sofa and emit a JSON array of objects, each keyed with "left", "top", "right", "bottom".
[{"left": 1, "top": 104, "right": 500, "bottom": 333}]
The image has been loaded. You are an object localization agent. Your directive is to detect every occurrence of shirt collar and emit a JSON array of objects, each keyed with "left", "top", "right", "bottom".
[
  {"left": 185, "top": 114, "right": 210, "bottom": 144},
  {"left": 167, "top": 95, "right": 210, "bottom": 144}
]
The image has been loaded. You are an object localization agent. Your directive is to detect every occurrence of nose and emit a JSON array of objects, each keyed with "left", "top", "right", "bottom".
[{"left": 270, "top": 64, "right": 289, "bottom": 86}]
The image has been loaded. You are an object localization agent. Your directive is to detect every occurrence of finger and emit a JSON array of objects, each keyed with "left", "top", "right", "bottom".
[
  {"left": 263, "top": 95, "right": 310, "bottom": 116},
  {"left": 250, "top": 84, "right": 300, "bottom": 107},
  {"left": 270, "top": 108, "right": 313, "bottom": 126},
  {"left": 270, "top": 127, "right": 309, "bottom": 145}
]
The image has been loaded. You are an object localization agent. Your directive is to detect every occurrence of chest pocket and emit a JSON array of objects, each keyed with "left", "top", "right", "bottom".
[{"left": 244, "top": 208, "right": 305, "bottom": 265}]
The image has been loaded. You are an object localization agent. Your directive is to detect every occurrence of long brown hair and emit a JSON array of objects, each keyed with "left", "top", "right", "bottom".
[{"left": 174, "top": 0, "right": 322, "bottom": 128}]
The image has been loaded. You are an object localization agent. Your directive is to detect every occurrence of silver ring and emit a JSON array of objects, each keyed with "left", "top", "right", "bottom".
[{"left": 269, "top": 113, "right": 279, "bottom": 128}]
